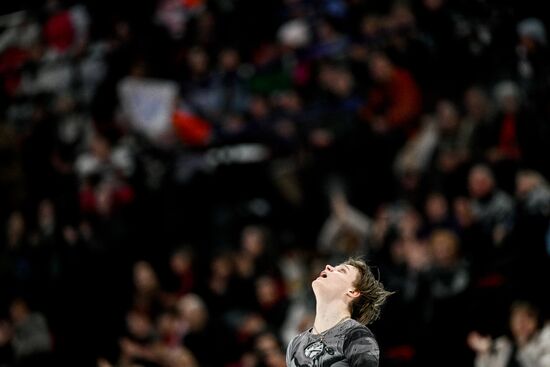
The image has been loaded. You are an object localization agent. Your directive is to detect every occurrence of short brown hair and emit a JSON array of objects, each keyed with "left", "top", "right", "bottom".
[
  {"left": 343, "top": 258, "right": 394, "bottom": 325},
  {"left": 510, "top": 301, "right": 541, "bottom": 324}
]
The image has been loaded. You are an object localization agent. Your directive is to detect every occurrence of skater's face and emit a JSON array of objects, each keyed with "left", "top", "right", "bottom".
[{"left": 312, "top": 263, "right": 359, "bottom": 302}]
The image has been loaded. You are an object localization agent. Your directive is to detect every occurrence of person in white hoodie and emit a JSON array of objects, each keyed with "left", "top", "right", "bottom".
[{"left": 467, "top": 301, "right": 550, "bottom": 367}]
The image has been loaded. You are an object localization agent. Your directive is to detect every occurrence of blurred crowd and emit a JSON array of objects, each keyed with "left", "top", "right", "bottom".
[{"left": 1, "top": 0, "right": 550, "bottom": 366}]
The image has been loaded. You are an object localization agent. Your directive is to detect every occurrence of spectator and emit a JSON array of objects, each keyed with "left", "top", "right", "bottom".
[
  {"left": 167, "top": 247, "right": 195, "bottom": 297},
  {"left": 420, "top": 192, "right": 454, "bottom": 237},
  {"left": 462, "top": 86, "right": 494, "bottom": 162},
  {"left": 428, "top": 229, "right": 471, "bottom": 367},
  {"left": 479, "top": 81, "right": 538, "bottom": 191},
  {"left": 513, "top": 170, "right": 550, "bottom": 284},
  {"left": 119, "top": 309, "right": 159, "bottom": 367},
  {"left": 131, "top": 261, "right": 169, "bottom": 318},
  {"left": 9, "top": 297, "right": 52, "bottom": 366},
  {"left": 253, "top": 330, "right": 286, "bottom": 367},
  {"left": 468, "top": 301, "right": 550, "bottom": 367},
  {"left": 360, "top": 51, "right": 422, "bottom": 137},
  {"left": 360, "top": 51, "right": 423, "bottom": 204},
  {"left": 468, "top": 164, "right": 515, "bottom": 246},
  {"left": 1, "top": 212, "right": 34, "bottom": 299},
  {"left": 317, "top": 187, "right": 371, "bottom": 262},
  {"left": 197, "top": 250, "right": 238, "bottom": 319},
  {"left": 254, "top": 275, "right": 288, "bottom": 333},
  {"left": 430, "top": 100, "right": 471, "bottom": 191},
  {"left": 178, "top": 293, "right": 232, "bottom": 367},
  {"left": 428, "top": 229, "right": 469, "bottom": 299},
  {"left": 452, "top": 196, "right": 492, "bottom": 275},
  {"left": 309, "top": 17, "right": 349, "bottom": 60},
  {"left": 516, "top": 170, "right": 550, "bottom": 218},
  {"left": 515, "top": 18, "right": 550, "bottom": 110},
  {"left": 0, "top": 121, "right": 25, "bottom": 214}
]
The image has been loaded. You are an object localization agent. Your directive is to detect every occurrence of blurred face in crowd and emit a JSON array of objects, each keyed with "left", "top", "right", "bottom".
[
  {"left": 319, "top": 64, "right": 353, "bottom": 96},
  {"left": 55, "top": 95, "right": 75, "bottom": 114},
  {"left": 277, "top": 90, "right": 301, "bottom": 112},
  {"left": 10, "top": 299, "right": 29, "bottom": 324},
  {"left": 387, "top": 241, "right": 404, "bottom": 269},
  {"left": 7, "top": 212, "right": 25, "bottom": 246},
  {"left": 464, "top": 87, "right": 490, "bottom": 119},
  {"left": 91, "top": 135, "right": 111, "bottom": 162},
  {"left": 519, "top": 35, "right": 538, "bottom": 52},
  {"left": 468, "top": 166, "right": 494, "bottom": 199},
  {"left": 211, "top": 254, "right": 233, "bottom": 278},
  {"left": 369, "top": 53, "right": 394, "bottom": 83},
  {"left": 197, "top": 11, "right": 215, "bottom": 38},
  {"left": 256, "top": 276, "right": 280, "bottom": 307},
  {"left": 219, "top": 48, "right": 240, "bottom": 72},
  {"left": 187, "top": 48, "right": 209, "bottom": 75},
  {"left": 319, "top": 64, "right": 336, "bottom": 89},
  {"left": 494, "top": 82, "right": 520, "bottom": 114},
  {"left": 133, "top": 261, "right": 159, "bottom": 293},
  {"left": 516, "top": 171, "right": 542, "bottom": 199},
  {"left": 38, "top": 199, "right": 55, "bottom": 230},
  {"left": 499, "top": 94, "right": 519, "bottom": 114},
  {"left": 332, "top": 69, "right": 353, "bottom": 97},
  {"left": 360, "top": 15, "right": 382, "bottom": 39},
  {"left": 312, "top": 263, "right": 359, "bottom": 304},
  {"left": 453, "top": 197, "right": 474, "bottom": 226},
  {"left": 510, "top": 306, "right": 538, "bottom": 343},
  {"left": 156, "top": 312, "right": 178, "bottom": 338},
  {"left": 423, "top": 0, "right": 444, "bottom": 11},
  {"left": 177, "top": 294, "right": 208, "bottom": 331},
  {"left": 430, "top": 230, "right": 460, "bottom": 268},
  {"left": 399, "top": 169, "right": 421, "bottom": 193},
  {"left": 255, "top": 332, "right": 285, "bottom": 367},
  {"left": 317, "top": 19, "right": 337, "bottom": 42},
  {"left": 402, "top": 237, "right": 431, "bottom": 271},
  {"left": 114, "top": 20, "right": 131, "bottom": 41},
  {"left": 398, "top": 208, "right": 422, "bottom": 240},
  {"left": 249, "top": 96, "right": 270, "bottom": 120},
  {"left": 173, "top": 349, "right": 198, "bottom": 367},
  {"left": 129, "top": 60, "right": 147, "bottom": 77},
  {"left": 95, "top": 183, "right": 115, "bottom": 217},
  {"left": 436, "top": 100, "right": 460, "bottom": 132},
  {"left": 170, "top": 250, "right": 192, "bottom": 275},
  {"left": 241, "top": 226, "right": 266, "bottom": 258},
  {"left": 390, "top": 3, "right": 416, "bottom": 30},
  {"left": 255, "top": 332, "right": 280, "bottom": 355},
  {"left": 126, "top": 311, "right": 153, "bottom": 339},
  {"left": 425, "top": 193, "right": 448, "bottom": 223},
  {"left": 234, "top": 253, "right": 255, "bottom": 279}
]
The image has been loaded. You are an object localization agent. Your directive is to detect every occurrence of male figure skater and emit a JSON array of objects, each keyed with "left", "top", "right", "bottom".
[{"left": 286, "top": 258, "right": 392, "bottom": 366}]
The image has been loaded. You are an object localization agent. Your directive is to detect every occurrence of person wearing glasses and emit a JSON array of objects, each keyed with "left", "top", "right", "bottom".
[{"left": 286, "top": 258, "right": 393, "bottom": 366}]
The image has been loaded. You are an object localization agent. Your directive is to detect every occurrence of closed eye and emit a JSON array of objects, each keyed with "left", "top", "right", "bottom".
[{"left": 341, "top": 265, "right": 353, "bottom": 273}]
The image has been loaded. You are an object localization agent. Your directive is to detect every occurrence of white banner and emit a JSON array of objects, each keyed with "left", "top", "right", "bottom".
[{"left": 118, "top": 77, "right": 178, "bottom": 142}]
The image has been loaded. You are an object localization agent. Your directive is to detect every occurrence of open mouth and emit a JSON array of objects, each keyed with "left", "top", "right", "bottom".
[{"left": 319, "top": 271, "right": 328, "bottom": 278}]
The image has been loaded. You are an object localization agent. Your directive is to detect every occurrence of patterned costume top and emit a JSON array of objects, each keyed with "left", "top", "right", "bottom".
[{"left": 286, "top": 319, "right": 379, "bottom": 367}]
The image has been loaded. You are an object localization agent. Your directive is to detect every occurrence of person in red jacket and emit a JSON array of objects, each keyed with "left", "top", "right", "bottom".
[
  {"left": 358, "top": 52, "right": 423, "bottom": 204},
  {"left": 360, "top": 51, "right": 422, "bottom": 136}
]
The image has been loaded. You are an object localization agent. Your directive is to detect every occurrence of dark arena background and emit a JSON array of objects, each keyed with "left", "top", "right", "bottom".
[{"left": 1, "top": 0, "right": 549, "bottom": 366}]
